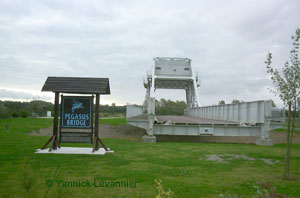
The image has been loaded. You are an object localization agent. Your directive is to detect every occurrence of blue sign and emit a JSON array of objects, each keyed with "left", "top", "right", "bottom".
[{"left": 61, "top": 96, "right": 93, "bottom": 128}]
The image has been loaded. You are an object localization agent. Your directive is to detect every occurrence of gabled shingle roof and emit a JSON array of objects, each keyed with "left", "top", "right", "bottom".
[{"left": 41, "top": 77, "right": 110, "bottom": 94}]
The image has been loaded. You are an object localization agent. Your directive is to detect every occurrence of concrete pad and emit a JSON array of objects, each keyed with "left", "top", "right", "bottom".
[
  {"left": 206, "top": 155, "right": 226, "bottom": 162},
  {"left": 261, "top": 158, "right": 280, "bottom": 165},
  {"left": 35, "top": 147, "right": 114, "bottom": 155},
  {"left": 142, "top": 135, "right": 156, "bottom": 143}
]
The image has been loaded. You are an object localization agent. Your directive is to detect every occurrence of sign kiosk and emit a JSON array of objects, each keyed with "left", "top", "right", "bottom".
[{"left": 40, "top": 77, "right": 110, "bottom": 153}]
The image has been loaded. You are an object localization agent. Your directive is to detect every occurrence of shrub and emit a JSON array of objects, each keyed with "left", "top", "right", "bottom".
[
  {"left": 19, "top": 110, "right": 29, "bottom": 118},
  {"left": 11, "top": 112, "right": 18, "bottom": 118}
]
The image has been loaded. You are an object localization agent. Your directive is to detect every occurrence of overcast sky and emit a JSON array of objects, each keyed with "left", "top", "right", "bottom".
[{"left": 0, "top": 0, "right": 299, "bottom": 108}]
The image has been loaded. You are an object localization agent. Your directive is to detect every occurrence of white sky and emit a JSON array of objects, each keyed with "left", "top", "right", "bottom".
[{"left": 0, "top": 0, "right": 299, "bottom": 108}]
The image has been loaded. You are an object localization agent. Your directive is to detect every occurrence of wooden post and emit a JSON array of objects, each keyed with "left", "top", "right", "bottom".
[
  {"left": 92, "top": 94, "right": 108, "bottom": 152},
  {"left": 48, "top": 135, "right": 56, "bottom": 152},
  {"left": 98, "top": 137, "right": 108, "bottom": 151},
  {"left": 41, "top": 136, "right": 53, "bottom": 150},
  {"left": 94, "top": 93, "right": 100, "bottom": 151},
  {"left": 52, "top": 92, "right": 59, "bottom": 150}
]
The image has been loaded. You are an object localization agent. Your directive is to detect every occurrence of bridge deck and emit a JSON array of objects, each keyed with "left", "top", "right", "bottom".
[
  {"left": 128, "top": 115, "right": 240, "bottom": 126},
  {"left": 156, "top": 115, "right": 240, "bottom": 125}
]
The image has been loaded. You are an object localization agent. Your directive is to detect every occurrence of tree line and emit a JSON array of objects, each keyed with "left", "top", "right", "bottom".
[
  {"left": 0, "top": 98, "right": 189, "bottom": 119},
  {"left": 0, "top": 100, "right": 53, "bottom": 118},
  {"left": 0, "top": 100, "right": 129, "bottom": 118}
]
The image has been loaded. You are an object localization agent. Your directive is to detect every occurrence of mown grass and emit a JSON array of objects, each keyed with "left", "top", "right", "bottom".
[
  {"left": 0, "top": 118, "right": 299, "bottom": 198},
  {"left": 99, "top": 117, "right": 126, "bottom": 125}
]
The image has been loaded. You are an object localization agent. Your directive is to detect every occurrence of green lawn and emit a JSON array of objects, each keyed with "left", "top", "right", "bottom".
[
  {"left": 0, "top": 118, "right": 299, "bottom": 198},
  {"left": 99, "top": 117, "right": 126, "bottom": 125}
]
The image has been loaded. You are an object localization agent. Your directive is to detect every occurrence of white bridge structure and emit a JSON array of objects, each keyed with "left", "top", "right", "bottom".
[{"left": 126, "top": 57, "right": 285, "bottom": 145}]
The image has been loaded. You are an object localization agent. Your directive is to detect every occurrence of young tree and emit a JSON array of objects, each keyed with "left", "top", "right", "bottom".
[
  {"left": 265, "top": 27, "right": 300, "bottom": 178},
  {"left": 218, "top": 100, "right": 225, "bottom": 105},
  {"left": 231, "top": 99, "right": 241, "bottom": 104}
]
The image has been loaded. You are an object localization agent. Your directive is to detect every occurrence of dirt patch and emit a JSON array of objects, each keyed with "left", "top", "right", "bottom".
[
  {"left": 99, "top": 124, "right": 146, "bottom": 140},
  {"left": 157, "top": 131, "right": 300, "bottom": 144},
  {"left": 29, "top": 127, "right": 53, "bottom": 136},
  {"left": 28, "top": 124, "right": 147, "bottom": 141}
]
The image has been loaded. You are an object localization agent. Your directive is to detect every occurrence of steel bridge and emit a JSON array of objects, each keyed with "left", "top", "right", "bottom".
[{"left": 126, "top": 57, "right": 285, "bottom": 145}]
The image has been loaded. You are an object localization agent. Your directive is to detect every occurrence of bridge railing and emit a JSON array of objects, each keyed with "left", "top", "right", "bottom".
[
  {"left": 271, "top": 109, "right": 286, "bottom": 122},
  {"left": 184, "top": 100, "right": 284, "bottom": 124}
]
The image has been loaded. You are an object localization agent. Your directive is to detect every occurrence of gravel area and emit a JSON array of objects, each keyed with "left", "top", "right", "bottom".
[{"left": 28, "top": 125, "right": 300, "bottom": 144}]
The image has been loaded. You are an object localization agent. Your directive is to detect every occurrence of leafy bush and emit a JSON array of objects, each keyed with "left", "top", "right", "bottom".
[
  {"left": 11, "top": 112, "right": 18, "bottom": 118},
  {"left": 19, "top": 110, "right": 29, "bottom": 118}
]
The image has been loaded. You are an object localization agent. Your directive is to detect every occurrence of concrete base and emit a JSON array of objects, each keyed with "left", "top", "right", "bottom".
[
  {"left": 142, "top": 135, "right": 156, "bottom": 143},
  {"left": 255, "top": 137, "right": 273, "bottom": 146},
  {"left": 35, "top": 147, "right": 114, "bottom": 155}
]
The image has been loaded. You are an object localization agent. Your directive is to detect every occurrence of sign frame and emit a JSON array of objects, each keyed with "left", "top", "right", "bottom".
[
  {"left": 60, "top": 96, "right": 94, "bottom": 129},
  {"left": 40, "top": 76, "right": 110, "bottom": 152}
]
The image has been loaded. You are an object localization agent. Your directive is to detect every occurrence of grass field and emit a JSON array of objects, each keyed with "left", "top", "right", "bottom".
[
  {"left": 99, "top": 117, "right": 126, "bottom": 125},
  {"left": 0, "top": 118, "right": 299, "bottom": 198}
]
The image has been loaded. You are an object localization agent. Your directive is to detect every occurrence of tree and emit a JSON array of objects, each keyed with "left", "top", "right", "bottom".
[
  {"left": 231, "top": 99, "right": 241, "bottom": 104},
  {"left": 271, "top": 100, "right": 276, "bottom": 108},
  {"left": 0, "top": 100, "right": 54, "bottom": 118},
  {"left": 265, "top": 27, "right": 300, "bottom": 178},
  {"left": 19, "top": 109, "right": 29, "bottom": 118},
  {"left": 218, "top": 100, "right": 225, "bottom": 105},
  {"left": 28, "top": 100, "right": 53, "bottom": 117},
  {"left": 0, "top": 103, "right": 10, "bottom": 118},
  {"left": 155, "top": 99, "right": 187, "bottom": 115}
]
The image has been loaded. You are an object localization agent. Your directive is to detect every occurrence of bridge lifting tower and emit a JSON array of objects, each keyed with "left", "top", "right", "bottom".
[{"left": 143, "top": 57, "right": 201, "bottom": 113}]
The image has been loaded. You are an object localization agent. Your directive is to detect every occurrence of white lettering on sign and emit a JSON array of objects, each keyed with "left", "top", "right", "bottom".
[
  {"left": 64, "top": 114, "right": 89, "bottom": 120},
  {"left": 66, "top": 119, "right": 87, "bottom": 126},
  {"left": 64, "top": 113, "right": 89, "bottom": 126}
]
